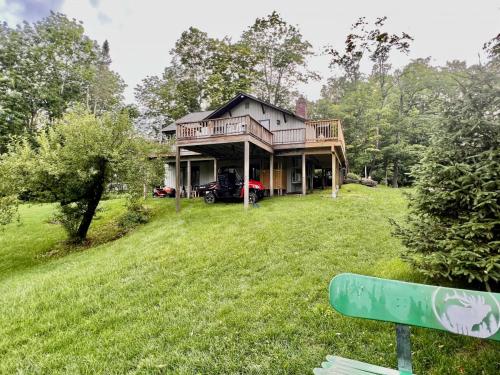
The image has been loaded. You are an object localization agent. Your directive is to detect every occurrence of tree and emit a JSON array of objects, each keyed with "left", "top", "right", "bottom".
[
  {"left": 170, "top": 28, "right": 258, "bottom": 109},
  {"left": 0, "top": 13, "right": 118, "bottom": 153},
  {"left": 380, "top": 59, "right": 441, "bottom": 186},
  {"left": 135, "top": 65, "right": 202, "bottom": 125},
  {"left": 0, "top": 109, "right": 157, "bottom": 242},
  {"left": 325, "top": 17, "right": 370, "bottom": 83},
  {"left": 311, "top": 79, "right": 380, "bottom": 176},
  {"left": 393, "top": 60, "right": 500, "bottom": 290},
  {"left": 86, "top": 40, "right": 126, "bottom": 114},
  {"left": 136, "top": 27, "right": 257, "bottom": 129},
  {"left": 325, "top": 17, "right": 413, "bottom": 178},
  {"left": 241, "top": 11, "right": 318, "bottom": 107},
  {"left": 203, "top": 38, "right": 257, "bottom": 109}
]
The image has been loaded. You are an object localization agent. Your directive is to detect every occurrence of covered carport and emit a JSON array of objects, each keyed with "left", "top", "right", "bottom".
[{"left": 175, "top": 137, "right": 274, "bottom": 212}]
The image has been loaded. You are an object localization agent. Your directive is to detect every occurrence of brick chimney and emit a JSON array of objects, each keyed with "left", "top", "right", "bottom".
[{"left": 295, "top": 96, "right": 307, "bottom": 119}]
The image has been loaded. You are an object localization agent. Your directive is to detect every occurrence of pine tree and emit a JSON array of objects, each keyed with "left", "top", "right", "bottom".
[{"left": 393, "top": 60, "right": 500, "bottom": 290}]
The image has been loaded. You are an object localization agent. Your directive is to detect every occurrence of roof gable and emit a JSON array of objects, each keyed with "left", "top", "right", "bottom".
[
  {"left": 207, "top": 93, "right": 305, "bottom": 121},
  {"left": 161, "top": 92, "right": 305, "bottom": 133}
]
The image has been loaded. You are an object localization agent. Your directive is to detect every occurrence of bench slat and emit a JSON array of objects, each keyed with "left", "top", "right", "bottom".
[
  {"left": 329, "top": 273, "right": 500, "bottom": 341},
  {"left": 314, "top": 355, "right": 411, "bottom": 375}
]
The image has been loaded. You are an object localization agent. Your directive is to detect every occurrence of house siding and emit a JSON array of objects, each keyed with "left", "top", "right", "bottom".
[
  {"left": 164, "top": 160, "right": 216, "bottom": 189},
  {"left": 218, "top": 99, "right": 305, "bottom": 132}
]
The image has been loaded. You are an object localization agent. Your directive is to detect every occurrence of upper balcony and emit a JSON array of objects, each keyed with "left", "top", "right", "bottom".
[
  {"left": 177, "top": 115, "right": 273, "bottom": 146},
  {"left": 176, "top": 115, "right": 345, "bottom": 161},
  {"left": 272, "top": 119, "right": 345, "bottom": 154}
]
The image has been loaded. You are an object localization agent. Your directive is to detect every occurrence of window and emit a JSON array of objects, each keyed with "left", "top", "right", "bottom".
[
  {"left": 245, "top": 101, "right": 250, "bottom": 109},
  {"left": 291, "top": 168, "right": 302, "bottom": 183},
  {"left": 259, "top": 119, "right": 270, "bottom": 130},
  {"left": 276, "top": 119, "right": 281, "bottom": 125}
]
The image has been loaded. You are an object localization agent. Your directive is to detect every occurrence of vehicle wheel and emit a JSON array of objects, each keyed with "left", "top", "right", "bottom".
[
  {"left": 204, "top": 192, "right": 216, "bottom": 204},
  {"left": 249, "top": 191, "right": 258, "bottom": 204}
]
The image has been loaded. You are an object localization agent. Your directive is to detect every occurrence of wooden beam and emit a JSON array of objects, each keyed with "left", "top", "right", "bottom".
[
  {"left": 302, "top": 153, "right": 306, "bottom": 196},
  {"left": 175, "top": 146, "right": 181, "bottom": 212},
  {"left": 270, "top": 153, "right": 274, "bottom": 197},
  {"left": 244, "top": 141, "right": 250, "bottom": 209},
  {"left": 274, "top": 148, "right": 333, "bottom": 156},
  {"left": 248, "top": 136, "right": 274, "bottom": 154},
  {"left": 186, "top": 159, "right": 191, "bottom": 199},
  {"left": 332, "top": 151, "right": 337, "bottom": 198}
]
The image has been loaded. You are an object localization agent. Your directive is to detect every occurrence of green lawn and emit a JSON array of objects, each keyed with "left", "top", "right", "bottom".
[{"left": 0, "top": 185, "right": 498, "bottom": 374}]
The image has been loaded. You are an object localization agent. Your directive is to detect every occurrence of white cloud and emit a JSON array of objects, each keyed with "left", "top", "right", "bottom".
[{"left": 1, "top": 0, "right": 64, "bottom": 23}]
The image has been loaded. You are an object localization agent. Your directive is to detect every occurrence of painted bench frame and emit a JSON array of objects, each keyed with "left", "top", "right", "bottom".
[{"left": 314, "top": 273, "right": 500, "bottom": 374}]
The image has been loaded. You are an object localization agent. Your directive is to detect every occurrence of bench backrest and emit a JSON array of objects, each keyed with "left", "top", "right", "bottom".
[{"left": 329, "top": 273, "right": 500, "bottom": 341}]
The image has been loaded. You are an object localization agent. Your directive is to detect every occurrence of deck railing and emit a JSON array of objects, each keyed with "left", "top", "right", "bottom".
[
  {"left": 272, "top": 119, "right": 343, "bottom": 145},
  {"left": 177, "top": 115, "right": 273, "bottom": 145},
  {"left": 272, "top": 128, "right": 306, "bottom": 144},
  {"left": 176, "top": 116, "right": 343, "bottom": 150}
]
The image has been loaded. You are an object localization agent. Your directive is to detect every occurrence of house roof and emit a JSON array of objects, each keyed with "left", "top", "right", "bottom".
[
  {"left": 162, "top": 110, "right": 214, "bottom": 132},
  {"left": 207, "top": 92, "right": 306, "bottom": 121},
  {"left": 161, "top": 92, "right": 305, "bottom": 133}
]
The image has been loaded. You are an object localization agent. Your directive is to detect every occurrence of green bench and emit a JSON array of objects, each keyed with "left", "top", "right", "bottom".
[{"left": 314, "top": 273, "right": 500, "bottom": 374}]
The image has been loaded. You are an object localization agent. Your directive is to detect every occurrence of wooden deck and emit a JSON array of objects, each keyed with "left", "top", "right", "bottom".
[
  {"left": 177, "top": 115, "right": 273, "bottom": 145},
  {"left": 176, "top": 115, "right": 345, "bottom": 160}
]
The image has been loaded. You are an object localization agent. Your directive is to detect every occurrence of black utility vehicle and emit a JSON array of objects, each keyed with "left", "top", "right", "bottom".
[{"left": 198, "top": 167, "right": 265, "bottom": 204}]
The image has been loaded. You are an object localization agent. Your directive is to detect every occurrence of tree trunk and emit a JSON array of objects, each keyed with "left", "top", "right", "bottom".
[
  {"left": 392, "top": 159, "right": 399, "bottom": 188},
  {"left": 75, "top": 158, "right": 107, "bottom": 242}
]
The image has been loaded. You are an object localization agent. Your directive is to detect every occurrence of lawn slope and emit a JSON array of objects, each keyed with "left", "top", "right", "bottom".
[{"left": 0, "top": 185, "right": 498, "bottom": 374}]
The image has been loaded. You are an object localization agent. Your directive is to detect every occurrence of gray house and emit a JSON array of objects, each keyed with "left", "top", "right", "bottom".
[{"left": 161, "top": 92, "right": 347, "bottom": 209}]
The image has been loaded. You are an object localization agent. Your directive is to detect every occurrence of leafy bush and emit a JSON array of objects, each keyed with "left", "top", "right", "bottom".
[
  {"left": 346, "top": 172, "right": 361, "bottom": 181},
  {"left": 118, "top": 199, "right": 151, "bottom": 231},
  {"left": 0, "top": 196, "right": 18, "bottom": 226},
  {"left": 392, "top": 63, "right": 500, "bottom": 290},
  {"left": 53, "top": 202, "right": 88, "bottom": 241}
]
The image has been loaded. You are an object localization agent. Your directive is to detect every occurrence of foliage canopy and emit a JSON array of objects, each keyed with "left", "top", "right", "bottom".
[{"left": 0, "top": 109, "right": 159, "bottom": 242}]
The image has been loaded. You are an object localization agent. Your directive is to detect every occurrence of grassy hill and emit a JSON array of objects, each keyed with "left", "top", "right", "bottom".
[{"left": 0, "top": 185, "right": 498, "bottom": 374}]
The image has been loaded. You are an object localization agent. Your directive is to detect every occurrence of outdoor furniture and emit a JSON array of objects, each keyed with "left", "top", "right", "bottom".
[{"left": 314, "top": 273, "right": 500, "bottom": 375}]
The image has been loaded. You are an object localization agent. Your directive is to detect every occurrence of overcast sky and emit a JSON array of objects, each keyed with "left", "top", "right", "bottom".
[{"left": 1, "top": 0, "right": 499, "bottom": 104}]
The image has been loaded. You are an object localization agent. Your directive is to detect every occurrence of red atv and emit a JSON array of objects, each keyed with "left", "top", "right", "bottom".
[
  {"left": 153, "top": 186, "right": 176, "bottom": 198},
  {"left": 198, "top": 167, "right": 265, "bottom": 204}
]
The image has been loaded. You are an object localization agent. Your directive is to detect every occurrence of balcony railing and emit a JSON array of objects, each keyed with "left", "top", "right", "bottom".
[
  {"left": 176, "top": 116, "right": 344, "bottom": 152},
  {"left": 273, "top": 119, "right": 343, "bottom": 145},
  {"left": 177, "top": 115, "right": 273, "bottom": 145}
]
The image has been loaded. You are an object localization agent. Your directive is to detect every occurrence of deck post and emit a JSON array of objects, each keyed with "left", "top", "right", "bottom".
[
  {"left": 175, "top": 145, "right": 181, "bottom": 212},
  {"left": 310, "top": 165, "right": 314, "bottom": 191},
  {"left": 213, "top": 159, "right": 217, "bottom": 181},
  {"left": 187, "top": 159, "right": 191, "bottom": 199},
  {"left": 244, "top": 141, "right": 250, "bottom": 209},
  {"left": 332, "top": 151, "right": 337, "bottom": 198},
  {"left": 270, "top": 154, "right": 274, "bottom": 197},
  {"left": 302, "top": 153, "right": 306, "bottom": 196}
]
